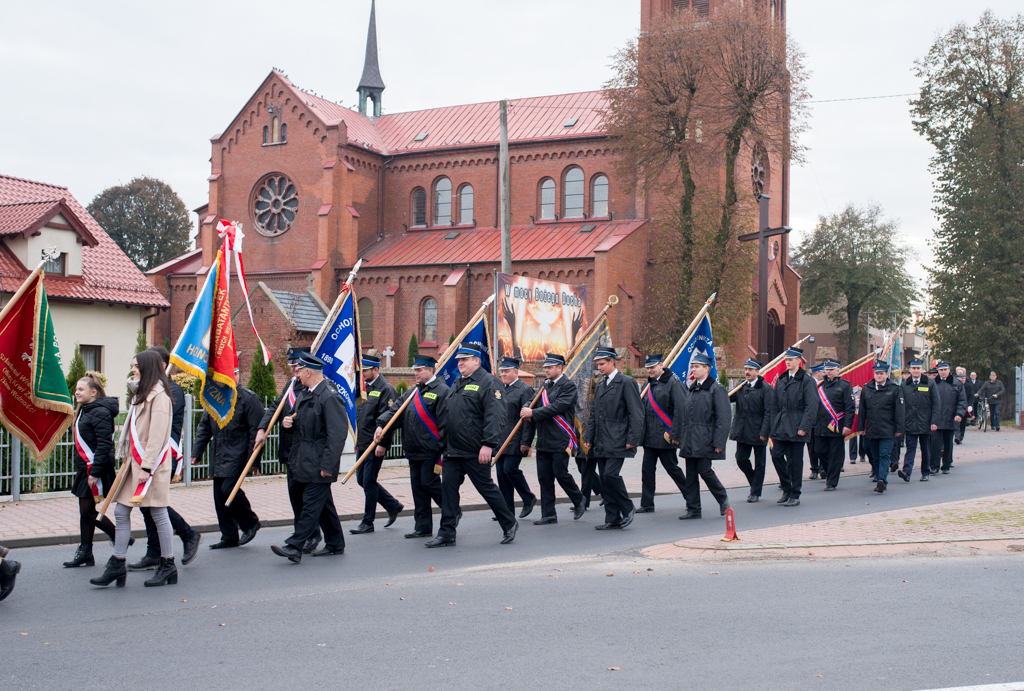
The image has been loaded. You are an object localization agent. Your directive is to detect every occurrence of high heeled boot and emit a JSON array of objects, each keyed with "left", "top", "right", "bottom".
[
  {"left": 89, "top": 556, "right": 127, "bottom": 588},
  {"left": 144, "top": 557, "right": 178, "bottom": 587},
  {"left": 63, "top": 544, "right": 95, "bottom": 568}
]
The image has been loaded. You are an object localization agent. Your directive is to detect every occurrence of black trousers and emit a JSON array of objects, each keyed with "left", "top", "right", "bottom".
[
  {"left": 991, "top": 402, "right": 1001, "bottom": 430},
  {"left": 284, "top": 482, "right": 343, "bottom": 551},
  {"left": 355, "top": 448, "right": 402, "bottom": 524},
  {"left": 536, "top": 451, "right": 583, "bottom": 519},
  {"left": 286, "top": 468, "right": 321, "bottom": 543},
  {"left": 807, "top": 432, "right": 821, "bottom": 473},
  {"left": 495, "top": 455, "right": 536, "bottom": 515},
  {"left": 815, "top": 435, "right": 845, "bottom": 488},
  {"left": 142, "top": 506, "right": 192, "bottom": 558},
  {"left": 212, "top": 476, "right": 259, "bottom": 543},
  {"left": 890, "top": 435, "right": 903, "bottom": 469},
  {"left": 771, "top": 440, "right": 805, "bottom": 499},
  {"left": 78, "top": 496, "right": 116, "bottom": 546},
  {"left": 596, "top": 457, "right": 634, "bottom": 524},
  {"left": 903, "top": 434, "right": 932, "bottom": 478},
  {"left": 640, "top": 447, "right": 687, "bottom": 508},
  {"left": 735, "top": 443, "right": 767, "bottom": 497},
  {"left": 931, "top": 429, "right": 955, "bottom": 470},
  {"left": 409, "top": 459, "right": 443, "bottom": 533},
  {"left": 577, "top": 455, "right": 604, "bottom": 505},
  {"left": 957, "top": 415, "right": 969, "bottom": 442},
  {"left": 438, "top": 457, "right": 515, "bottom": 539},
  {"left": 682, "top": 457, "right": 728, "bottom": 514}
]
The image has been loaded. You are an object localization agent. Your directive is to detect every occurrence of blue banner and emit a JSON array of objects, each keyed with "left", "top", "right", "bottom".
[
  {"left": 667, "top": 313, "right": 717, "bottom": 385},
  {"left": 437, "top": 316, "right": 492, "bottom": 387},
  {"left": 311, "top": 287, "right": 362, "bottom": 432}
]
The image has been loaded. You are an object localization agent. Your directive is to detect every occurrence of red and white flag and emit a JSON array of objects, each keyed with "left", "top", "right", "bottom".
[{"left": 217, "top": 219, "right": 272, "bottom": 365}]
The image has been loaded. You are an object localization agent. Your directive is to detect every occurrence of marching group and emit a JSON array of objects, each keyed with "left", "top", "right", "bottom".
[{"left": 0, "top": 341, "right": 1007, "bottom": 598}]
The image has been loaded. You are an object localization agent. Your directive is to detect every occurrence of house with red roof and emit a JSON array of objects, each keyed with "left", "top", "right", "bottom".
[{"left": 0, "top": 174, "right": 169, "bottom": 403}]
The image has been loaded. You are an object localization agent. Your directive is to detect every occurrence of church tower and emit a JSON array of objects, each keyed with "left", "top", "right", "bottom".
[{"left": 357, "top": 0, "right": 385, "bottom": 118}]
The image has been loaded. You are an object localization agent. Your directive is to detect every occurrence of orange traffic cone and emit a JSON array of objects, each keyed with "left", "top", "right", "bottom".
[{"left": 720, "top": 507, "right": 740, "bottom": 542}]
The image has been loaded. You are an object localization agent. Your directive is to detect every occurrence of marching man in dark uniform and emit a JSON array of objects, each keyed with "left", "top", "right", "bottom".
[
  {"left": 583, "top": 346, "right": 644, "bottom": 530},
  {"left": 376, "top": 355, "right": 448, "bottom": 538},
  {"left": 270, "top": 353, "right": 347, "bottom": 563},
  {"left": 679, "top": 353, "right": 731, "bottom": 519},
  {"left": 494, "top": 357, "right": 538, "bottom": 520},
  {"left": 730, "top": 357, "right": 774, "bottom": 502},
  {"left": 769, "top": 346, "right": 818, "bottom": 507},
  {"left": 897, "top": 358, "right": 938, "bottom": 482},
  {"left": 637, "top": 353, "right": 687, "bottom": 512},
  {"left": 931, "top": 361, "right": 966, "bottom": 474},
  {"left": 519, "top": 353, "right": 586, "bottom": 525},
  {"left": 350, "top": 353, "right": 404, "bottom": 534},
  {"left": 257, "top": 346, "right": 321, "bottom": 554},
  {"left": 807, "top": 363, "right": 825, "bottom": 479},
  {"left": 427, "top": 343, "right": 518, "bottom": 547},
  {"left": 813, "top": 359, "right": 855, "bottom": 491},
  {"left": 859, "top": 361, "right": 905, "bottom": 494}
]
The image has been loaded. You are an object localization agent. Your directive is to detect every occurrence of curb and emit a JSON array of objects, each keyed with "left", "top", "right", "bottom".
[{"left": 671, "top": 533, "right": 1024, "bottom": 551}]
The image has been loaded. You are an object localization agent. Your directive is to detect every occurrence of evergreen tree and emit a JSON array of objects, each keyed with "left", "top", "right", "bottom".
[
  {"left": 247, "top": 347, "right": 277, "bottom": 402},
  {"left": 407, "top": 333, "right": 419, "bottom": 367},
  {"left": 134, "top": 329, "right": 148, "bottom": 354},
  {"left": 65, "top": 343, "right": 87, "bottom": 398}
]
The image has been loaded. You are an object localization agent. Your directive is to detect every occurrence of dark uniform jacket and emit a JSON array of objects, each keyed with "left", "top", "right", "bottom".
[
  {"left": 770, "top": 368, "right": 819, "bottom": 442},
  {"left": 813, "top": 376, "right": 856, "bottom": 438},
  {"left": 531, "top": 375, "right": 578, "bottom": 454},
  {"left": 642, "top": 370, "right": 686, "bottom": 449},
  {"left": 71, "top": 397, "right": 119, "bottom": 498},
  {"left": 193, "top": 386, "right": 265, "bottom": 478},
  {"left": 585, "top": 369, "right": 644, "bottom": 458},
  {"left": 961, "top": 378, "right": 975, "bottom": 416},
  {"left": 378, "top": 376, "right": 449, "bottom": 462},
  {"left": 976, "top": 379, "right": 1005, "bottom": 405},
  {"left": 729, "top": 376, "right": 773, "bottom": 446},
  {"left": 443, "top": 366, "right": 505, "bottom": 459},
  {"left": 259, "top": 377, "right": 305, "bottom": 466},
  {"left": 357, "top": 375, "right": 398, "bottom": 452},
  {"left": 681, "top": 377, "right": 731, "bottom": 459},
  {"left": 289, "top": 378, "right": 348, "bottom": 483},
  {"left": 168, "top": 380, "right": 185, "bottom": 447},
  {"left": 858, "top": 378, "right": 905, "bottom": 439},
  {"left": 933, "top": 374, "right": 967, "bottom": 429},
  {"left": 900, "top": 377, "right": 940, "bottom": 435},
  {"left": 500, "top": 377, "right": 535, "bottom": 454}
]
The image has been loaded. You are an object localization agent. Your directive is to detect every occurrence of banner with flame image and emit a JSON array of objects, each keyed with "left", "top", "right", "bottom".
[{"left": 495, "top": 273, "right": 588, "bottom": 362}]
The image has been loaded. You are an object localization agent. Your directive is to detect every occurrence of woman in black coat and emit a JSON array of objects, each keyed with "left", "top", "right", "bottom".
[{"left": 64, "top": 373, "right": 119, "bottom": 568}]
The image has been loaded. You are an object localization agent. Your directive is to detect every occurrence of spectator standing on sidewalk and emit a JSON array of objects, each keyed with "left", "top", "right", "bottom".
[{"left": 976, "top": 371, "right": 1005, "bottom": 432}]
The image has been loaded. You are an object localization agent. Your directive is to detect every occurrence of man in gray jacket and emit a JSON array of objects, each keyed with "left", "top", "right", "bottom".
[
  {"left": 679, "top": 353, "right": 731, "bottom": 519},
  {"left": 769, "top": 346, "right": 819, "bottom": 507}
]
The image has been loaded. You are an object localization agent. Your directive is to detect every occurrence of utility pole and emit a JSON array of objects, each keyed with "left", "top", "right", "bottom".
[{"left": 499, "top": 99, "right": 512, "bottom": 276}]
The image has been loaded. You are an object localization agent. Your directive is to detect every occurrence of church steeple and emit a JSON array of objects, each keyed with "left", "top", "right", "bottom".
[{"left": 357, "top": 0, "right": 385, "bottom": 118}]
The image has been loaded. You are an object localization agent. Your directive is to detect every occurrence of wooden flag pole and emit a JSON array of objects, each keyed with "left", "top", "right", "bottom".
[
  {"left": 342, "top": 293, "right": 497, "bottom": 484},
  {"left": 225, "top": 260, "right": 363, "bottom": 505},
  {"left": 727, "top": 334, "right": 811, "bottom": 397},
  {"left": 640, "top": 292, "right": 716, "bottom": 400},
  {"left": 838, "top": 351, "right": 878, "bottom": 376},
  {"left": 492, "top": 294, "right": 620, "bottom": 465}
]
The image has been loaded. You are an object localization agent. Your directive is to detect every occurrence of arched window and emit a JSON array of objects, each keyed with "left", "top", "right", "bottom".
[
  {"left": 539, "top": 178, "right": 556, "bottom": 220},
  {"left": 280, "top": 123, "right": 287, "bottom": 142},
  {"left": 184, "top": 302, "right": 195, "bottom": 324},
  {"left": 412, "top": 187, "right": 427, "bottom": 226},
  {"left": 262, "top": 126, "right": 269, "bottom": 144},
  {"left": 358, "top": 298, "right": 373, "bottom": 346},
  {"left": 591, "top": 174, "right": 609, "bottom": 217},
  {"left": 434, "top": 178, "right": 452, "bottom": 226},
  {"left": 563, "top": 167, "right": 585, "bottom": 219},
  {"left": 459, "top": 184, "right": 474, "bottom": 225},
  {"left": 422, "top": 298, "right": 437, "bottom": 342},
  {"left": 272, "top": 116, "right": 280, "bottom": 143}
]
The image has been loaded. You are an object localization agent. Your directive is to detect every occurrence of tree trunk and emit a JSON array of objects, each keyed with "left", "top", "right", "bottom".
[
  {"left": 708, "top": 116, "right": 749, "bottom": 316},
  {"left": 846, "top": 302, "right": 861, "bottom": 361}
]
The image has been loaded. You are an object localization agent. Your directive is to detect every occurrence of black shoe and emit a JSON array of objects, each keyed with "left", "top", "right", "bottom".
[
  {"left": 824, "top": 485, "right": 837, "bottom": 491},
  {"left": 785, "top": 497, "right": 800, "bottom": 506},
  {"left": 897, "top": 469, "right": 909, "bottom": 482},
  {"left": 454, "top": 512, "right": 463, "bottom": 528},
  {"left": 719, "top": 502, "right": 730, "bottom": 517},
  {"left": 869, "top": 475, "right": 878, "bottom": 482},
  {"left": 404, "top": 531, "right": 431, "bottom": 538},
  {"left": 127, "top": 555, "right": 161, "bottom": 571},
  {"left": 747, "top": 494, "right": 759, "bottom": 503},
  {"left": 776, "top": 494, "right": 790, "bottom": 504},
  {"left": 635, "top": 506, "right": 655, "bottom": 513},
  {"left": 271, "top": 544, "right": 302, "bottom": 563},
  {"left": 0, "top": 558, "right": 22, "bottom": 600},
  {"left": 808, "top": 471, "right": 818, "bottom": 480},
  {"left": 930, "top": 467, "right": 940, "bottom": 475},
  {"left": 89, "top": 556, "right": 126, "bottom": 588},
  {"left": 501, "top": 522, "right": 518, "bottom": 544},
  {"left": 182, "top": 532, "right": 202, "bottom": 566},
  {"left": 595, "top": 522, "right": 623, "bottom": 530},
  {"left": 920, "top": 476, "right": 929, "bottom": 482},
  {"left": 573, "top": 502, "right": 586, "bottom": 520},
  {"left": 237, "top": 522, "right": 260, "bottom": 546},
  {"left": 941, "top": 469, "right": 950, "bottom": 474},
  {"left": 491, "top": 516, "right": 499, "bottom": 521},
  {"left": 63, "top": 544, "right": 95, "bottom": 568},
  {"left": 954, "top": 437, "right": 962, "bottom": 445},
  {"left": 620, "top": 507, "right": 636, "bottom": 528},
  {"left": 349, "top": 523, "right": 374, "bottom": 534},
  {"left": 425, "top": 536, "right": 456, "bottom": 548},
  {"left": 312, "top": 546, "right": 345, "bottom": 557},
  {"left": 875, "top": 480, "right": 886, "bottom": 493},
  {"left": 209, "top": 540, "right": 239, "bottom": 550},
  {"left": 385, "top": 504, "right": 404, "bottom": 528},
  {"left": 519, "top": 496, "right": 537, "bottom": 519},
  {"left": 144, "top": 557, "right": 178, "bottom": 587},
  {"left": 678, "top": 512, "right": 702, "bottom": 520},
  {"left": 533, "top": 516, "right": 557, "bottom": 525},
  {"left": 849, "top": 458, "right": 857, "bottom": 464},
  {"left": 302, "top": 532, "right": 322, "bottom": 554}
]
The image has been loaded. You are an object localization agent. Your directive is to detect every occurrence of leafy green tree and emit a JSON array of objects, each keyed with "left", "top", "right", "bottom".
[
  {"left": 65, "top": 343, "right": 87, "bottom": 398},
  {"left": 407, "top": 333, "right": 419, "bottom": 367},
  {"left": 793, "top": 204, "right": 918, "bottom": 361},
  {"left": 395, "top": 380, "right": 409, "bottom": 396},
  {"left": 247, "top": 347, "right": 277, "bottom": 402},
  {"left": 134, "top": 328, "right": 148, "bottom": 354}
]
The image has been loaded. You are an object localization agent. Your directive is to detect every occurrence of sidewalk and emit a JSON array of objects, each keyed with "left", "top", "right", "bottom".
[{"left": 2, "top": 427, "right": 1022, "bottom": 548}]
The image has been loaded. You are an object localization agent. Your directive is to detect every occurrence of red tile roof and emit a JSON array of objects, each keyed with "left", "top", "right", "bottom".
[
  {"left": 0, "top": 174, "right": 169, "bottom": 308},
  {"left": 358, "top": 220, "right": 646, "bottom": 268},
  {"left": 147, "top": 248, "right": 203, "bottom": 277}
]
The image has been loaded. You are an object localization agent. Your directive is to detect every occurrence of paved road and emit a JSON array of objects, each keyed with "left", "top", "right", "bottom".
[{"left": 4, "top": 456, "right": 1024, "bottom": 690}]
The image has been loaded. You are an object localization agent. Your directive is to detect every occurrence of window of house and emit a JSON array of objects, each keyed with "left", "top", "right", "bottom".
[
  {"left": 563, "top": 168, "right": 585, "bottom": 219},
  {"left": 263, "top": 126, "right": 269, "bottom": 144},
  {"left": 539, "top": 178, "right": 556, "bottom": 220},
  {"left": 184, "top": 302, "right": 195, "bottom": 324},
  {"left": 422, "top": 298, "right": 437, "bottom": 342},
  {"left": 80, "top": 345, "right": 102, "bottom": 373},
  {"left": 358, "top": 298, "right": 373, "bottom": 345},
  {"left": 592, "top": 175, "right": 609, "bottom": 217},
  {"left": 459, "top": 185, "right": 474, "bottom": 225},
  {"left": 43, "top": 252, "right": 66, "bottom": 275},
  {"left": 280, "top": 123, "right": 287, "bottom": 142},
  {"left": 412, "top": 188, "right": 427, "bottom": 226},
  {"left": 434, "top": 178, "right": 452, "bottom": 226}
]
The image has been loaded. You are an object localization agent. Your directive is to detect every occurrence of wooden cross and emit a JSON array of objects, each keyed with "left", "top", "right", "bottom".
[
  {"left": 737, "top": 194, "right": 791, "bottom": 362},
  {"left": 381, "top": 345, "right": 396, "bottom": 368}
]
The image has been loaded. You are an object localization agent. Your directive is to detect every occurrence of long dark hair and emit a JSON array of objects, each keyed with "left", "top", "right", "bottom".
[{"left": 132, "top": 349, "right": 171, "bottom": 406}]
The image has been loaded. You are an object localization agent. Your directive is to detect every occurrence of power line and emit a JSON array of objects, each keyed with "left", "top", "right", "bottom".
[
  {"left": 800, "top": 93, "right": 917, "bottom": 104},
  {"left": 503, "top": 92, "right": 919, "bottom": 113}
]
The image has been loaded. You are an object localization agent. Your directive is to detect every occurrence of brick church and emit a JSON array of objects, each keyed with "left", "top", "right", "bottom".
[{"left": 149, "top": 0, "right": 798, "bottom": 381}]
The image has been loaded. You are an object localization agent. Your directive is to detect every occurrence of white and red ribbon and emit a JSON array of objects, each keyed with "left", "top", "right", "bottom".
[
  {"left": 73, "top": 415, "right": 104, "bottom": 504},
  {"left": 127, "top": 406, "right": 172, "bottom": 503},
  {"left": 217, "top": 219, "right": 272, "bottom": 365}
]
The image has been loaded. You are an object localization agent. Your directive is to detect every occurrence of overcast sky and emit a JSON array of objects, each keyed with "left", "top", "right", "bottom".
[{"left": 4, "top": 0, "right": 1020, "bottom": 292}]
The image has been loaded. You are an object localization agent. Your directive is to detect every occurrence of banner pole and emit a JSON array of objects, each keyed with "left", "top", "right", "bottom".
[
  {"left": 640, "top": 293, "right": 716, "bottom": 399},
  {"left": 728, "top": 334, "right": 811, "bottom": 397}
]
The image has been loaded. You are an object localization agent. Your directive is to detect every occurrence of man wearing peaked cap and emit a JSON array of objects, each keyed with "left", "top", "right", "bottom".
[
  {"left": 493, "top": 357, "right": 538, "bottom": 521},
  {"left": 858, "top": 361, "right": 905, "bottom": 493},
  {"left": 638, "top": 354, "right": 688, "bottom": 513},
  {"left": 898, "top": 357, "right": 938, "bottom": 482},
  {"left": 769, "top": 346, "right": 818, "bottom": 507},
  {"left": 930, "top": 361, "right": 966, "bottom": 475},
  {"left": 730, "top": 357, "right": 774, "bottom": 502},
  {"left": 813, "top": 359, "right": 855, "bottom": 491},
  {"left": 678, "top": 352, "right": 731, "bottom": 519},
  {"left": 807, "top": 363, "right": 826, "bottom": 480}
]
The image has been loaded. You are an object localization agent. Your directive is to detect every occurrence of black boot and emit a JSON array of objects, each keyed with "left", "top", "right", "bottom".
[
  {"left": 63, "top": 544, "right": 95, "bottom": 568},
  {"left": 0, "top": 558, "right": 20, "bottom": 601},
  {"left": 90, "top": 556, "right": 127, "bottom": 588},
  {"left": 144, "top": 557, "right": 178, "bottom": 587}
]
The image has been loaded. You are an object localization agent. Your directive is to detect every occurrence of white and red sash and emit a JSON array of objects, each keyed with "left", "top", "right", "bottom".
[
  {"left": 73, "top": 414, "right": 104, "bottom": 504},
  {"left": 127, "top": 405, "right": 172, "bottom": 504},
  {"left": 541, "top": 386, "right": 578, "bottom": 453},
  {"left": 286, "top": 377, "right": 297, "bottom": 408},
  {"left": 170, "top": 436, "right": 183, "bottom": 480}
]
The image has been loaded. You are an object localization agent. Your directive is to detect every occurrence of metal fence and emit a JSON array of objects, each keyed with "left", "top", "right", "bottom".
[{"left": 0, "top": 394, "right": 405, "bottom": 500}]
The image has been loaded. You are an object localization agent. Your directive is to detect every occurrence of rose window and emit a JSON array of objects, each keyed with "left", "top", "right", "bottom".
[{"left": 253, "top": 174, "right": 298, "bottom": 236}]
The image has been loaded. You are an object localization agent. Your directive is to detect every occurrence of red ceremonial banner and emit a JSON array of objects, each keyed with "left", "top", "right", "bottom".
[
  {"left": 210, "top": 246, "right": 238, "bottom": 395},
  {"left": 842, "top": 355, "right": 876, "bottom": 439}
]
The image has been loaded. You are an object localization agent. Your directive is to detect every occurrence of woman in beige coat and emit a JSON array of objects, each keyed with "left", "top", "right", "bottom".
[{"left": 91, "top": 350, "right": 177, "bottom": 588}]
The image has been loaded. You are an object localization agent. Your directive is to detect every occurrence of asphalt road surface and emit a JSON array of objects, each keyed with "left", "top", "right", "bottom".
[{"left": 4, "top": 456, "right": 1024, "bottom": 691}]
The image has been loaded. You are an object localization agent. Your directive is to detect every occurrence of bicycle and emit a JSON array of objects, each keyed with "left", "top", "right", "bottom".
[{"left": 975, "top": 398, "right": 989, "bottom": 433}]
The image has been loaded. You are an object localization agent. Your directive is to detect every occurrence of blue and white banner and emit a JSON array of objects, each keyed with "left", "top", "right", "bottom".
[
  {"left": 437, "top": 316, "right": 493, "bottom": 387},
  {"left": 311, "top": 287, "right": 363, "bottom": 433},
  {"left": 667, "top": 313, "right": 717, "bottom": 384}
]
